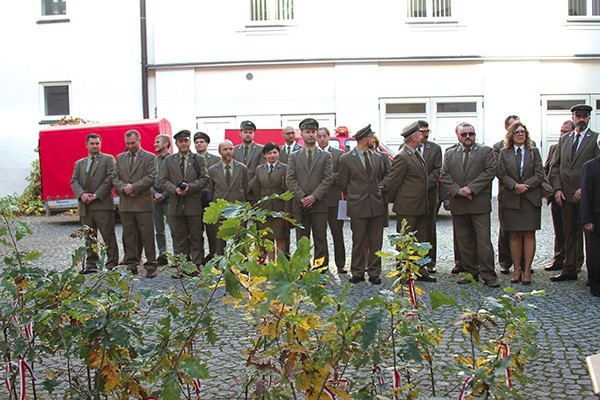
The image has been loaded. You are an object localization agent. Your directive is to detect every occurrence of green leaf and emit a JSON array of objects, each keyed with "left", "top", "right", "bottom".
[
  {"left": 180, "top": 358, "right": 209, "bottom": 379},
  {"left": 360, "top": 309, "right": 386, "bottom": 349},
  {"left": 224, "top": 269, "right": 242, "bottom": 299},
  {"left": 218, "top": 218, "right": 241, "bottom": 239},
  {"left": 161, "top": 375, "right": 181, "bottom": 400},
  {"left": 429, "top": 290, "right": 459, "bottom": 310}
]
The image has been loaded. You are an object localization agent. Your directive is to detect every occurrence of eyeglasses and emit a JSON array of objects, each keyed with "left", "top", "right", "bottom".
[
  {"left": 460, "top": 132, "right": 475, "bottom": 137},
  {"left": 513, "top": 130, "right": 526, "bottom": 135}
]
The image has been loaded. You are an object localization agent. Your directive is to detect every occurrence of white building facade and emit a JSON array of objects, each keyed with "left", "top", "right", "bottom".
[{"left": 1, "top": 0, "right": 600, "bottom": 197}]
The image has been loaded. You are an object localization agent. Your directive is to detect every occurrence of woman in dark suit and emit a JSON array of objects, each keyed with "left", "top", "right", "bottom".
[
  {"left": 250, "top": 142, "right": 290, "bottom": 261},
  {"left": 497, "top": 122, "right": 544, "bottom": 284}
]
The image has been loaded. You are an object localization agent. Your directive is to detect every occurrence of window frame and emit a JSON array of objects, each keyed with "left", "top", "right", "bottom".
[
  {"left": 248, "top": 0, "right": 295, "bottom": 25},
  {"left": 567, "top": 0, "right": 600, "bottom": 22},
  {"left": 39, "top": 82, "right": 71, "bottom": 124},
  {"left": 38, "top": 0, "right": 69, "bottom": 24},
  {"left": 405, "top": 0, "right": 456, "bottom": 23}
]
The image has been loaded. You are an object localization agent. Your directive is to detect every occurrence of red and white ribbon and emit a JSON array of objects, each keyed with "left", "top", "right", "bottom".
[
  {"left": 407, "top": 279, "right": 417, "bottom": 308},
  {"left": 498, "top": 341, "right": 513, "bottom": 388},
  {"left": 192, "top": 378, "right": 201, "bottom": 397},
  {"left": 17, "top": 356, "right": 36, "bottom": 400},
  {"left": 24, "top": 323, "right": 33, "bottom": 341},
  {"left": 372, "top": 365, "right": 385, "bottom": 385},
  {"left": 323, "top": 378, "right": 350, "bottom": 399},
  {"left": 458, "top": 374, "right": 475, "bottom": 400},
  {"left": 393, "top": 368, "right": 401, "bottom": 389}
]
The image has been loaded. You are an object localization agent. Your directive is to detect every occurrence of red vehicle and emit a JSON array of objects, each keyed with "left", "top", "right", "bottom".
[
  {"left": 39, "top": 118, "right": 172, "bottom": 215},
  {"left": 329, "top": 126, "right": 395, "bottom": 160},
  {"left": 225, "top": 126, "right": 395, "bottom": 159}
]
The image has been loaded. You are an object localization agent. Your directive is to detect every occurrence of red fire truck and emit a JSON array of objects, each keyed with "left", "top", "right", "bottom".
[{"left": 39, "top": 119, "right": 172, "bottom": 215}]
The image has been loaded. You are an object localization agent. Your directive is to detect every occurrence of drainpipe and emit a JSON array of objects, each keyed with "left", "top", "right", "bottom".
[{"left": 140, "top": 0, "right": 149, "bottom": 118}]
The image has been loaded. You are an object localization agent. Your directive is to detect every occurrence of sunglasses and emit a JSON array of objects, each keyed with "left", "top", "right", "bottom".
[{"left": 460, "top": 132, "right": 475, "bottom": 137}]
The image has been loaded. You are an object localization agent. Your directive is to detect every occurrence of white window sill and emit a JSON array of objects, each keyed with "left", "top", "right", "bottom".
[
  {"left": 37, "top": 15, "right": 70, "bottom": 24},
  {"left": 240, "top": 21, "right": 296, "bottom": 35}
]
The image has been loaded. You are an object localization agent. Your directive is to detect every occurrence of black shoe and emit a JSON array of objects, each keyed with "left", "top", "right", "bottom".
[
  {"left": 80, "top": 268, "right": 98, "bottom": 275},
  {"left": 457, "top": 275, "right": 479, "bottom": 284},
  {"left": 427, "top": 265, "right": 437, "bottom": 274},
  {"left": 349, "top": 276, "right": 365, "bottom": 284},
  {"left": 544, "top": 264, "right": 563, "bottom": 271},
  {"left": 550, "top": 273, "right": 577, "bottom": 282},
  {"left": 499, "top": 265, "right": 511, "bottom": 275},
  {"left": 451, "top": 266, "right": 465, "bottom": 274},
  {"left": 337, "top": 269, "right": 348, "bottom": 274},
  {"left": 417, "top": 274, "right": 437, "bottom": 283},
  {"left": 484, "top": 278, "right": 500, "bottom": 288},
  {"left": 157, "top": 255, "right": 168, "bottom": 266},
  {"left": 369, "top": 276, "right": 382, "bottom": 285}
]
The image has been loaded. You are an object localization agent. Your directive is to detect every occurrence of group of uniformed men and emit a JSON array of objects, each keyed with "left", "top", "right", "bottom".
[{"left": 70, "top": 105, "right": 600, "bottom": 294}]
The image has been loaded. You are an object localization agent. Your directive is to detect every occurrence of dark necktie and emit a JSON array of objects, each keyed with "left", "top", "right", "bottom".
[
  {"left": 244, "top": 146, "right": 249, "bottom": 162},
  {"left": 463, "top": 148, "right": 470, "bottom": 172},
  {"left": 572, "top": 133, "right": 581, "bottom": 161},
  {"left": 516, "top": 148, "right": 523, "bottom": 178},
  {"left": 85, "top": 156, "right": 95, "bottom": 187},
  {"left": 268, "top": 164, "right": 274, "bottom": 174},
  {"left": 307, "top": 149, "right": 312, "bottom": 166},
  {"left": 180, "top": 156, "right": 186, "bottom": 177},
  {"left": 415, "top": 150, "right": 426, "bottom": 173},
  {"left": 129, "top": 153, "right": 135, "bottom": 170},
  {"left": 225, "top": 164, "right": 231, "bottom": 186},
  {"left": 364, "top": 151, "right": 372, "bottom": 176},
  {"left": 287, "top": 146, "right": 292, "bottom": 155}
]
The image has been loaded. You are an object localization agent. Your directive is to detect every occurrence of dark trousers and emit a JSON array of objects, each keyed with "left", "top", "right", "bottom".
[
  {"left": 295, "top": 211, "right": 329, "bottom": 265},
  {"left": 80, "top": 210, "right": 118, "bottom": 269},
  {"left": 585, "top": 217, "right": 600, "bottom": 296},
  {"left": 561, "top": 202, "right": 585, "bottom": 275},
  {"left": 453, "top": 213, "right": 496, "bottom": 282},
  {"left": 327, "top": 206, "right": 346, "bottom": 270},
  {"left": 550, "top": 200, "right": 566, "bottom": 268},
  {"left": 497, "top": 206, "right": 512, "bottom": 267},
  {"left": 425, "top": 206, "right": 437, "bottom": 267},
  {"left": 350, "top": 215, "right": 384, "bottom": 279},
  {"left": 153, "top": 202, "right": 178, "bottom": 255},
  {"left": 172, "top": 214, "right": 204, "bottom": 265},
  {"left": 120, "top": 211, "right": 157, "bottom": 270}
]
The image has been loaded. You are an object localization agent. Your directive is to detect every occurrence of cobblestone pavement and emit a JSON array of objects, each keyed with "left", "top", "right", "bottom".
[{"left": 12, "top": 202, "right": 600, "bottom": 399}]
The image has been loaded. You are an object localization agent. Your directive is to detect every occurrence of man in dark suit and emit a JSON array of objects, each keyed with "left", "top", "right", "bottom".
[
  {"left": 581, "top": 154, "right": 600, "bottom": 297},
  {"left": 71, "top": 133, "right": 118, "bottom": 273},
  {"left": 153, "top": 134, "right": 177, "bottom": 266},
  {"left": 544, "top": 120, "right": 575, "bottom": 272},
  {"left": 492, "top": 115, "right": 520, "bottom": 274},
  {"left": 112, "top": 129, "right": 158, "bottom": 278},
  {"left": 286, "top": 118, "right": 333, "bottom": 268},
  {"left": 388, "top": 122, "right": 436, "bottom": 282},
  {"left": 279, "top": 126, "right": 301, "bottom": 165},
  {"left": 317, "top": 126, "right": 346, "bottom": 274},
  {"left": 417, "top": 120, "right": 442, "bottom": 274},
  {"left": 441, "top": 123, "right": 499, "bottom": 287},
  {"left": 338, "top": 124, "right": 386, "bottom": 284},
  {"left": 194, "top": 131, "right": 221, "bottom": 260},
  {"left": 550, "top": 104, "right": 600, "bottom": 282},
  {"left": 159, "top": 130, "right": 209, "bottom": 267},
  {"left": 208, "top": 140, "right": 249, "bottom": 255},
  {"left": 233, "top": 120, "right": 264, "bottom": 201}
]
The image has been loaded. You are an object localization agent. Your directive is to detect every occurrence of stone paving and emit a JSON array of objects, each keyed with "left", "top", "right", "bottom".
[{"left": 12, "top": 202, "right": 600, "bottom": 399}]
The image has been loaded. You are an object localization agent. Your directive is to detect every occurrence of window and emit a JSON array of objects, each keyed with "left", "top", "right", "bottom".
[
  {"left": 42, "top": 0, "right": 66, "bottom": 16},
  {"left": 407, "top": 0, "right": 452, "bottom": 18},
  {"left": 40, "top": 83, "right": 70, "bottom": 121},
  {"left": 569, "top": 0, "right": 600, "bottom": 16},
  {"left": 250, "top": 0, "right": 294, "bottom": 21}
]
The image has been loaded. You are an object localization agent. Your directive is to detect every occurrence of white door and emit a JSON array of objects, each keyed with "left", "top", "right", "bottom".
[
  {"left": 196, "top": 116, "right": 236, "bottom": 151},
  {"left": 380, "top": 97, "right": 483, "bottom": 154}
]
